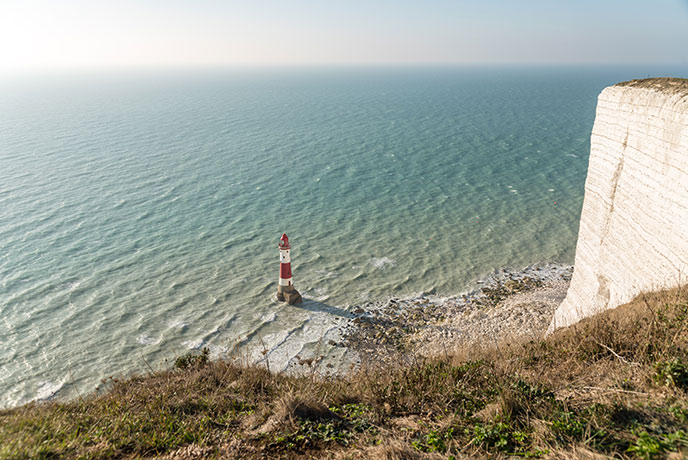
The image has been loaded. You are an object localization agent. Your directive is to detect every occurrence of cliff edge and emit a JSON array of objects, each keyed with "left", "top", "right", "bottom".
[{"left": 549, "top": 78, "right": 688, "bottom": 332}]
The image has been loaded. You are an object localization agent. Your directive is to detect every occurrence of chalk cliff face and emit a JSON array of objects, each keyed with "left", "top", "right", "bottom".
[{"left": 549, "top": 78, "right": 688, "bottom": 331}]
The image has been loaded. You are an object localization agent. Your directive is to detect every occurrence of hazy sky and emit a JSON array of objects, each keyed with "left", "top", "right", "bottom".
[{"left": 2, "top": 0, "right": 688, "bottom": 74}]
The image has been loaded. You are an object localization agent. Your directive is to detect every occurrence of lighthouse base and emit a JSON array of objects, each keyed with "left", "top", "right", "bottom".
[{"left": 277, "top": 285, "right": 302, "bottom": 305}]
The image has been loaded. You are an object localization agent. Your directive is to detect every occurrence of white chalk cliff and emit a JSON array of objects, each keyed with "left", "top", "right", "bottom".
[{"left": 549, "top": 78, "right": 688, "bottom": 332}]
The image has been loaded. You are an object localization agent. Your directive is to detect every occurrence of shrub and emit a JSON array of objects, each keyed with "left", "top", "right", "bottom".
[
  {"left": 174, "top": 347, "right": 210, "bottom": 370},
  {"left": 654, "top": 358, "right": 688, "bottom": 390}
]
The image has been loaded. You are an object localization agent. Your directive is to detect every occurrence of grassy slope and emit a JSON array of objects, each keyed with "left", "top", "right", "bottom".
[{"left": 1, "top": 287, "right": 688, "bottom": 460}]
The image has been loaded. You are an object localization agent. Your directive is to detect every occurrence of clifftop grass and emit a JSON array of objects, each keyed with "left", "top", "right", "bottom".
[
  {"left": 2, "top": 287, "right": 688, "bottom": 459},
  {"left": 616, "top": 77, "right": 688, "bottom": 94}
]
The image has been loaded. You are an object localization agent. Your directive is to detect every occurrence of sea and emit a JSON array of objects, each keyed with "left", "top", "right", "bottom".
[{"left": 1, "top": 66, "right": 686, "bottom": 408}]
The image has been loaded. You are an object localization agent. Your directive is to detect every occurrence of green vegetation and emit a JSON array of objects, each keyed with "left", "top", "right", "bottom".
[
  {"left": 174, "top": 346, "right": 210, "bottom": 371},
  {"left": 1, "top": 287, "right": 688, "bottom": 459}
]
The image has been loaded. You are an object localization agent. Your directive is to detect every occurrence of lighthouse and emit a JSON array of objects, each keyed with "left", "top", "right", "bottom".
[{"left": 277, "top": 233, "right": 302, "bottom": 305}]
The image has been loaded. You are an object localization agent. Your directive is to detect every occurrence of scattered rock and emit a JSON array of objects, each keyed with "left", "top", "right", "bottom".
[{"left": 340, "top": 263, "right": 573, "bottom": 366}]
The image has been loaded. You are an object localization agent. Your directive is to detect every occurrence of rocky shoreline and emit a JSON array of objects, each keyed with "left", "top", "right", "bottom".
[{"left": 340, "top": 263, "right": 573, "bottom": 366}]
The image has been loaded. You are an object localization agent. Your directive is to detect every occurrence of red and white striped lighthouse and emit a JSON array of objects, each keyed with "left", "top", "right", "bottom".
[{"left": 277, "top": 233, "right": 302, "bottom": 304}]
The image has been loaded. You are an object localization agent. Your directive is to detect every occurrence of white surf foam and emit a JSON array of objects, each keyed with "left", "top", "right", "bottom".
[
  {"left": 136, "top": 334, "right": 160, "bottom": 345},
  {"left": 182, "top": 338, "right": 205, "bottom": 350},
  {"left": 35, "top": 380, "right": 64, "bottom": 401},
  {"left": 167, "top": 320, "right": 188, "bottom": 329},
  {"left": 370, "top": 257, "right": 395, "bottom": 269}
]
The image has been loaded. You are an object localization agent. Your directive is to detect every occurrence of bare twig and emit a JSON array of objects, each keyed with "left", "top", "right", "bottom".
[
  {"left": 140, "top": 352, "right": 155, "bottom": 375},
  {"left": 595, "top": 340, "right": 640, "bottom": 366},
  {"left": 580, "top": 386, "right": 648, "bottom": 396},
  {"left": 68, "top": 368, "right": 85, "bottom": 403},
  {"left": 259, "top": 336, "right": 271, "bottom": 373}
]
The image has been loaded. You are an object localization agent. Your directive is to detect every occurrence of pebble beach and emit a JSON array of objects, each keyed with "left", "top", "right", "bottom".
[{"left": 339, "top": 263, "right": 573, "bottom": 367}]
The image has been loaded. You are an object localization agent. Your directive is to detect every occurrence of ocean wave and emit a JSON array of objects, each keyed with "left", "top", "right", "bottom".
[
  {"left": 34, "top": 380, "right": 64, "bottom": 402},
  {"left": 305, "top": 287, "right": 329, "bottom": 301},
  {"left": 370, "top": 257, "right": 395, "bottom": 269},
  {"left": 167, "top": 320, "right": 188, "bottom": 330},
  {"left": 182, "top": 338, "right": 205, "bottom": 350},
  {"left": 136, "top": 334, "right": 160, "bottom": 345},
  {"left": 315, "top": 269, "right": 338, "bottom": 279}
]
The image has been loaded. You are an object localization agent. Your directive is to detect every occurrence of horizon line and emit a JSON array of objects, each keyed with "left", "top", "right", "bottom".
[{"left": 2, "top": 61, "right": 688, "bottom": 78}]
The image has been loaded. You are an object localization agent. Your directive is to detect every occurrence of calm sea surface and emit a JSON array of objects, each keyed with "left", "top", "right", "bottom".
[{"left": 1, "top": 66, "right": 686, "bottom": 407}]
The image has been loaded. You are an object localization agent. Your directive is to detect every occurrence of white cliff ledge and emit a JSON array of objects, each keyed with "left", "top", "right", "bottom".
[{"left": 549, "top": 78, "right": 688, "bottom": 332}]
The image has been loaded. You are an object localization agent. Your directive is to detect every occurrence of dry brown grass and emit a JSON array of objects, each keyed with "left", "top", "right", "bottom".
[
  {"left": 615, "top": 78, "right": 688, "bottom": 94},
  {"left": 1, "top": 287, "right": 687, "bottom": 459}
]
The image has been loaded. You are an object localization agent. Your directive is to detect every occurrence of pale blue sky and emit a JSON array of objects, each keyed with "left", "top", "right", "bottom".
[{"left": 1, "top": 0, "right": 687, "bottom": 73}]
